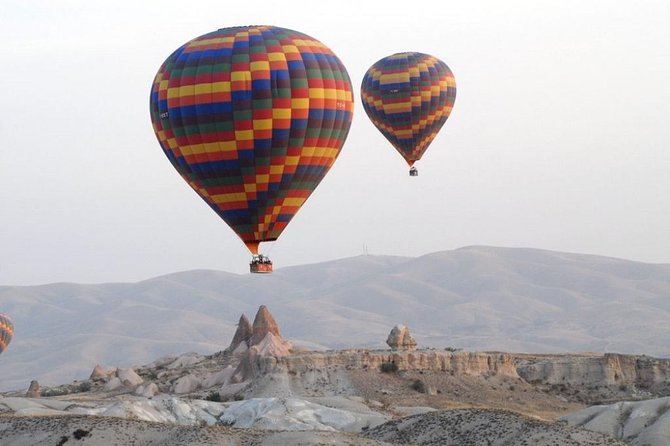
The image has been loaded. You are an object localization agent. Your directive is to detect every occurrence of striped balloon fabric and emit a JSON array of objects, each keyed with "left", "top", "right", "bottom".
[
  {"left": 150, "top": 26, "right": 354, "bottom": 255},
  {"left": 0, "top": 313, "right": 13, "bottom": 354},
  {"left": 361, "top": 52, "right": 456, "bottom": 167}
]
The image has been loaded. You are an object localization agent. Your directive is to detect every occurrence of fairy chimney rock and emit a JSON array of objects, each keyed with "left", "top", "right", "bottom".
[
  {"left": 250, "top": 305, "right": 281, "bottom": 346},
  {"left": 228, "top": 314, "right": 253, "bottom": 352},
  {"left": 26, "top": 380, "right": 40, "bottom": 398},
  {"left": 386, "top": 324, "right": 418, "bottom": 351}
]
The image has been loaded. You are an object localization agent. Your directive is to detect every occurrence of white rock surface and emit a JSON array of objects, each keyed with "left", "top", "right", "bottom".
[
  {"left": 134, "top": 383, "right": 159, "bottom": 398},
  {"left": 220, "top": 397, "right": 388, "bottom": 432},
  {"left": 167, "top": 352, "right": 204, "bottom": 370},
  {"left": 104, "top": 377, "right": 122, "bottom": 391},
  {"left": 562, "top": 396, "right": 670, "bottom": 446},
  {"left": 252, "top": 332, "right": 292, "bottom": 357},
  {"left": 232, "top": 342, "right": 248, "bottom": 354},
  {"left": 202, "top": 366, "right": 235, "bottom": 389},
  {"left": 0, "top": 395, "right": 388, "bottom": 432},
  {"left": 172, "top": 374, "right": 201, "bottom": 394},
  {"left": 117, "top": 368, "right": 143, "bottom": 387}
]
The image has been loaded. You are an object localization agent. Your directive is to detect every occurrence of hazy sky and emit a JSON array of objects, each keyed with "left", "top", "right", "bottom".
[{"left": 1, "top": 0, "right": 669, "bottom": 285}]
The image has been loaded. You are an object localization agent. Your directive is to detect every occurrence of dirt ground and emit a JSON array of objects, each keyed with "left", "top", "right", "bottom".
[{"left": 348, "top": 367, "right": 584, "bottom": 420}]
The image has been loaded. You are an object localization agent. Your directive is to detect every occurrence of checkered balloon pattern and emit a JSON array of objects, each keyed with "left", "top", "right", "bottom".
[
  {"left": 361, "top": 52, "right": 456, "bottom": 167},
  {"left": 150, "top": 26, "right": 354, "bottom": 254},
  {"left": 0, "top": 313, "right": 13, "bottom": 354}
]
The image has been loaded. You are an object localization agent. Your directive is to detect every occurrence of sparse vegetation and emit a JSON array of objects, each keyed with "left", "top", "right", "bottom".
[
  {"left": 410, "top": 379, "right": 426, "bottom": 393},
  {"left": 205, "top": 391, "right": 222, "bottom": 402},
  {"left": 72, "top": 429, "right": 90, "bottom": 440},
  {"left": 379, "top": 361, "right": 398, "bottom": 373},
  {"left": 41, "top": 387, "right": 70, "bottom": 397},
  {"left": 143, "top": 371, "right": 159, "bottom": 381}
]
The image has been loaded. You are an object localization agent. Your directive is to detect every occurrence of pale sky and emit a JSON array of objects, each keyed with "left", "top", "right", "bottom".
[{"left": 1, "top": 0, "right": 669, "bottom": 285}]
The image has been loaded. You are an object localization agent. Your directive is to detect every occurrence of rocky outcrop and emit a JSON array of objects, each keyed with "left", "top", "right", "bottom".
[
  {"left": 386, "top": 325, "right": 417, "bottom": 351},
  {"left": 562, "top": 396, "right": 670, "bottom": 446},
  {"left": 100, "top": 367, "right": 144, "bottom": 391},
  {"left": 250, "top": 305, "right": 281, "bottom": 346},
  {"left": 233, "top": 333, "right": 293, "bottom": 383},
  {"left": 172, "top": 374, "right": 201, "bottom": 394},
  {"left": 25, "top": 380, "right": 40, "bottom": 398},
  {"left": 228, "top": 315, "right": 252, "bottom": 353},
  {"left": 134, "top": 382, "right": 159, "bottom": 398},
  {"left": 226, "top": 306, "right": 289, "bottom": 357},
  {"left": 118, "top": 368, "right": 143, "bottom": 387},
  {"left": 90, "top": 364, "right": 115, "bottom": 381},
  {"left": 277, "top": 350, "right": 520, "bottom": 378},
  {"left": 225, "top": 306, "right": 293, "bottom": 384},
  {"left": 516, "top": 353, "right": 670, "bottom": 393}
]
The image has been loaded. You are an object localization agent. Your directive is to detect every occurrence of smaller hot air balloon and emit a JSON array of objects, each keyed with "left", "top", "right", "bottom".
[
  {"left": 361, "top": 52, "right": 456, "bottom": 176},
  {"left": 0, "top": 313, "right": 14, "bottom": 355}
]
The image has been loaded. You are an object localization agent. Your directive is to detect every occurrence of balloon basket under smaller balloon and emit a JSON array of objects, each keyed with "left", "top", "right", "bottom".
[
  {"left": 250, "top": 256, "right": 273, "bottom": 274},
  {"left": 409, "top": 166, "right": 418, "bottom": 176}
]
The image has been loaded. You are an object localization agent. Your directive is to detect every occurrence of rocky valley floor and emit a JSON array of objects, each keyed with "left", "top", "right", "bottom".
[{"left": 1, "top": 306, "right": 669, "bottom": 445}]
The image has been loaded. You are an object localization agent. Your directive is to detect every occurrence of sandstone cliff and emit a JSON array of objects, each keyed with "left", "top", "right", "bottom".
[{"left": 515, "top": 353, "right": 670, "bottom": 395}]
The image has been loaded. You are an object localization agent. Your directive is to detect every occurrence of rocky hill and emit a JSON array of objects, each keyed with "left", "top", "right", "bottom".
[
  {"left": 2, "top": 305, "right": 670, "bottom": 445},
  {"left": 562, "top": 396, "right": 670, "bottom": 445},
  {"left": 364, "top": 409, "right": 626, "bottom": 446},
  {"left": 2, "top": 246, "right": 670, "bottom": 392}
]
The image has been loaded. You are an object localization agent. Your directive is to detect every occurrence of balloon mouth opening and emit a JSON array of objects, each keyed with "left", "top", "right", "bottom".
[{"left": 244, "top": 239, "right": 277, "bottom": 255}]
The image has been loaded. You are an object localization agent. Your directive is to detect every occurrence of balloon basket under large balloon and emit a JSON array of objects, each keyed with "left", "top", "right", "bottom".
[
  {"left": 250, "top": 255, "right": 273, "bottom": 274},
  {"left": 409, "top": 166, "right": 419, "bottom": 176}
]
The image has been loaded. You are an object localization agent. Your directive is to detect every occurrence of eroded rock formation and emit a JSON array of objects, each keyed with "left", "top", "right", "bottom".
[
  {"left": 25, "top": 380, "right": 40, "bottom": 398},
  {"left": 228, "top": 314, "right": 253, "bottom": 353},
  {"left": 228, "top": 305, "right": 292, "bottom": 384},
  {"left": 250, "top": 305, "right": 281, "bottom": 346},
  {"left": 386, "top": 325, "right": 417, "bottom": 351}
]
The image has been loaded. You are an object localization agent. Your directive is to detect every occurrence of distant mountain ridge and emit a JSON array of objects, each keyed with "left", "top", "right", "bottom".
[{"left": 1, "top": 246, "right": 669, "bottom": 391}]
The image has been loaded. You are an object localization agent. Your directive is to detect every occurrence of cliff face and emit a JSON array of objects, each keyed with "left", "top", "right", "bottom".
[
  {"left": 515, "top": 353, "right": 670, "bottom": 393},
  {"left": 243, "top": 350, "right": 670, "bottom": 396},
  {"left": 279, "top": 350, "right": 519, "bottom": 377}
]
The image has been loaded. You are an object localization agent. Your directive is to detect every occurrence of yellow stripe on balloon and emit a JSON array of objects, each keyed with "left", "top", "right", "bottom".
[
  {"left": 273, "top": 108, "right": 291, "bottom": 119},
  {"left": 253, "top": 119, "right": 273, "bottom": 130},
  {"left": 250, "top": 61, "right": 270, "bottom": 72},
  {"left": 291, "top": 98, "right": 309, "bottom": 109},
  {"left": 212, "top": 192, "right": 247, "bottom": 204},
  {"left": 188, "top": 36, "right": 235, "bottom": 48},
  {"left": 235, "top": 130, "right": 254, "bottom": 141},
  {"left": 282, "top": 197, "right": 306, "bottom": 207}
]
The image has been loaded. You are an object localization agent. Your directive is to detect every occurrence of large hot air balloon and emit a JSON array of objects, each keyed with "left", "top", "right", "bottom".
[
  {"left": 360, "top": 52, "right": 456, "bottom": 176},
  {"left": 150, "top": 26, "right": 354, "bottom": 272},
  {"left": 0, "top": 313, "right": 14, "bottom": 355}
]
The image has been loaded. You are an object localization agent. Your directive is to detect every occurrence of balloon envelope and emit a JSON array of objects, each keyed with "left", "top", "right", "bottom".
[
  {"left": 0, "top": 313, "right": 13, "bottom": 355},
  {"left": 150, "top": 26, "right": 354, "bottom": 254},
  {"left": 361, "top": 52, "right": 456, "bottom": 167}
]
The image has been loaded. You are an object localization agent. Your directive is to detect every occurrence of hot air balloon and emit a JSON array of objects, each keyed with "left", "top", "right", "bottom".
[
  {"left": 0, "top": 313, "right": 14, "bottom": 355},
  {"left": 150, "top": 26, "right": 354, "bottom": 273},
  {"left": 360, "top": 52, "right": 456, "bottom": 176}
]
